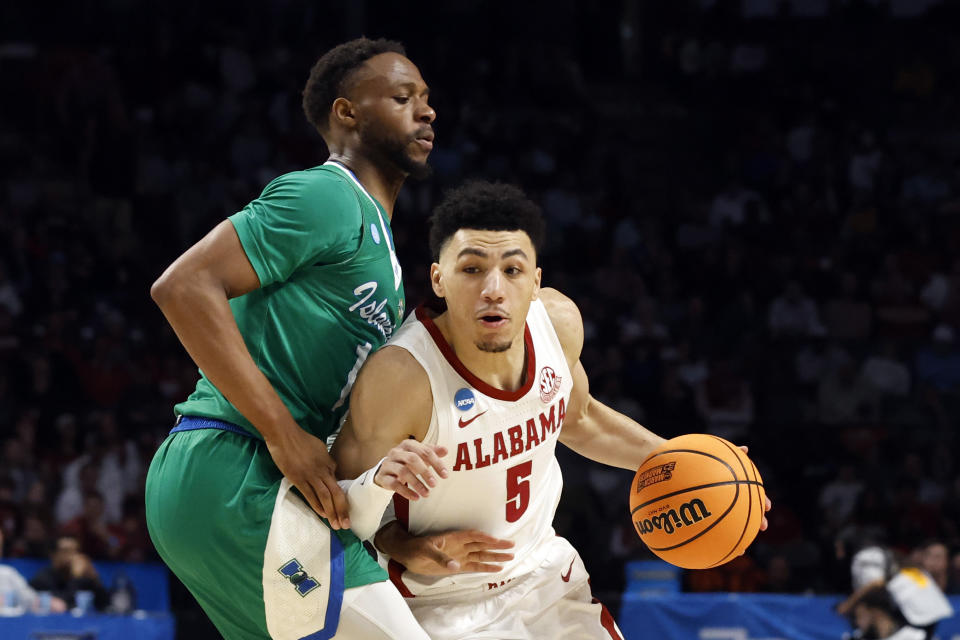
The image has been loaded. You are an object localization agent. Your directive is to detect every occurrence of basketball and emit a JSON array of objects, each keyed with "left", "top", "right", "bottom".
[{"left": 629, "top": 434, "right": 766, "bottom": 570}]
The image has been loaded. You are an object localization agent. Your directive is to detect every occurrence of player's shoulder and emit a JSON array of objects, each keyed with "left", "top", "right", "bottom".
[
  {"left": 365, "top": 344, "right": 426, "bottom": 375},
  {"left": 539, "top": 287, "right": 579, "bottom": 317},
  {"left": 357, "top": 345, "right": 430, "bottom": 398},
  {"left": 255, "top": 166, "right": 365, "bottom": 230},
  {"left": 352, "top": 345, "right": 432, "bottom": 437},
  {"left": 538, "top": 288, "right": 583, "bottom": 357},
  {"left": 261, "top": 166, "right": 360, "bottom": 205}
]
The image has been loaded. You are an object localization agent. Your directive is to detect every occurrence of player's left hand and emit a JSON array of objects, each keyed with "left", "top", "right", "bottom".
[
  {"left": 738, "top": 445, "right": 772, "bottom": 531},
  {"left": 408, "top": 529, "right": 516, "bottom": 575},
  {"left": 376, "top": 522, "right": 515, "bottom": 575}
]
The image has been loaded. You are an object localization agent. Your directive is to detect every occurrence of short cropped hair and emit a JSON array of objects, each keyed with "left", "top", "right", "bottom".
[
  {"left": 302, "top": 37, "right": 406, "bottom": 136},
  {"left": 429, "top": 180, "right": 546, "bottom": 261},
  {"left": 858, "top": 585, "right": 904, "bottom": 622}
]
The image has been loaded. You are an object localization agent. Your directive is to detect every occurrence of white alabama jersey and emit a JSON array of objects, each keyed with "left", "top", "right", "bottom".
[
  {"left": 384, "top": 298, "right": 574, "bottom": 598},
  {"left": 887, "top": 567, "right": 954, "bottom": 626}
]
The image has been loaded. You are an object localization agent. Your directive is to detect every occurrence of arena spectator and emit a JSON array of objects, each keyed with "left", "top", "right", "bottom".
[
  {"left": 848, "top": 130, "right": 884, "bottom": 194},
  {"left": 949, "top": 549, "right": 960, "bottom": 595},
  {"left": 768, "top": 281, "right": 826, "bottom": 338},
  {"left": 823, "top": 272, "right": 873, "bottom": 341},
  {"left": 915, "top": 540, "right": 952, "bottom": 593},
  {"left": 694, "top": 358, "right": 755, "bottom": 439},
  {"left": 9, "top": 511, "right": 54, "bottom": 559},
  {"left": 60, "top": 492, "right": 122, "bottom": 560},
  {"left": 54, "top": 460, "right": 100, "bottom": 526},
  {"left": 708, "top": 178, "right": 767, "bottom": 228},
  {"left": 29, "top": 535, "right": 109, "bottom": 612},
  {"left": 0, "top": 528, "right": 67, "bottom": 614},
  {"left": 817, "top": 356, "right": 880, "bottom": 423},
  {"left": 915, "top": 325, "right": 960, "bottom": 393},
  {"left": 0, "top": 476, "right": 21, "bottom": 560},
  {"left": 861, "top": 341, "right": 912, "bottom": 397},
  {"left": 819, "top": 463, "right": 864, "bottom": 529}
]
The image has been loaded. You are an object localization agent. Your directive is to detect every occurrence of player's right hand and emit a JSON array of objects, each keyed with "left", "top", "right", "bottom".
[
  {"left": 374, "top": 440, "right": 449, "bottom": 500},
  {"left": 381, "top": 524, "right": 515, "bottom": 575},
  {"left": 266, "top": 426, "right": 350, "bottom": 530}
]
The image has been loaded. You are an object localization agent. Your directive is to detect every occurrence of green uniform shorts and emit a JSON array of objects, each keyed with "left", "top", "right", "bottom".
[{"left": 145, "top": 424, "right": 387, "bottom": 640}]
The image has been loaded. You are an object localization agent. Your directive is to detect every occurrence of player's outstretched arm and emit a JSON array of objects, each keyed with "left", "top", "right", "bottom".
[
  {"left": 151, "top": 220, "right": 350, "bottom": 528},
  {"left": 560, "top": 361, "right": 667, "bottom": 469},
  {"left": 541, "top": 291, "right": 772, "bottom": 526},
  {"left": 539, "top": 288, "right": 667, "bottom": 470}
]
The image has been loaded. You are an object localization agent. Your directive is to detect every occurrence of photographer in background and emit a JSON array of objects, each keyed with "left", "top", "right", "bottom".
[{"left": 838, "top": 545, "right": 954, "bottom": 639}]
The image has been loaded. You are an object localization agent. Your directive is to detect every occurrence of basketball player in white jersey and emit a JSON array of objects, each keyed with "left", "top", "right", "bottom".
[
  {"left": 839, "top": 545, "right": 953, "bottom": 640},
  {"left": 332, "top": 180, "right": 769, "bottom": 639}
]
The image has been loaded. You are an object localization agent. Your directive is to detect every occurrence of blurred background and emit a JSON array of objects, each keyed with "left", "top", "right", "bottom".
[{"left": 2, "top": 0, "right": 960, "bottom": 638}]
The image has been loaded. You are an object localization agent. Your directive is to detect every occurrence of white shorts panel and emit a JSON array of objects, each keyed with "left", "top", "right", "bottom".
[
  {"left": 333, "top": 580, "right": 431, "bottom": 640},
  {"left": 408, "top": 537, "right": 623, "bottom": 640}
]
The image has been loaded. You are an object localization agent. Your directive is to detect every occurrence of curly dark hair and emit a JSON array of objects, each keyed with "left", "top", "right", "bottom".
[
  {"left": 429, "top": 180, "right": 546, "bottom": 261},
  {"left": 302, "top": 37, "right": 406, "bottom": 136}
]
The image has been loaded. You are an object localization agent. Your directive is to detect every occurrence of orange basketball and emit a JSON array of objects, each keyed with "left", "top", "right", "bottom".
[{"left": 629, "top": 434, "right": 766, "bottom": 569}]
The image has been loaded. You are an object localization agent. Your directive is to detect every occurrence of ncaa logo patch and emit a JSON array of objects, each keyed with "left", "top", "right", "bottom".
[
  {"left": 454, "top": 388, "right": 476, "bottom": 412},
  {"left": 539, "top": 366, "right": 562, "bottom": 403},
  {"left": 370, "top": 223, "right": 382, "bottom": 244}
]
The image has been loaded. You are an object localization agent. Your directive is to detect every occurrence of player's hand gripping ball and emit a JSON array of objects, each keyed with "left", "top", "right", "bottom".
[{"left": 629, "top": 434, "right": 766, "bottom": 569}]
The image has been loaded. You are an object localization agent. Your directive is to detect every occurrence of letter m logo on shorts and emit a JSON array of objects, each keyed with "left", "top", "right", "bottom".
[{"left": 277, "top": 558, "right": 320, "bottom": 597}]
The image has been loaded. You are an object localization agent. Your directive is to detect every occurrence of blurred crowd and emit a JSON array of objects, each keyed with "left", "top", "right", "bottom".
[{"left": 2, "top": 0, "right": 960, "bottom": 610}]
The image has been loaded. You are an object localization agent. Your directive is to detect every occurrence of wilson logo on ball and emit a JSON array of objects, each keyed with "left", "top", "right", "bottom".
[{"left": 636, "top": 498, "right": 712, "bottom": 536}]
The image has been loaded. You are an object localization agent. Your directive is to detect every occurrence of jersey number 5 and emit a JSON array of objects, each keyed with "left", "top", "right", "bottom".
[{"left": 506, "top": 461, "right": 532, "bottom": 522}]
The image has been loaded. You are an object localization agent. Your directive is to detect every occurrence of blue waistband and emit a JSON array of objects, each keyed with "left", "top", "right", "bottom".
[{"left": 170, "top": 415, "right": 259, "bottom": 439}]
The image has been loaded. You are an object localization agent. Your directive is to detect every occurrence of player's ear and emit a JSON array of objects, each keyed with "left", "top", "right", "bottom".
[
  {"left": 531, "top": 267, "right": 542, "bottom": 300},
  {"left": 430, "top": 263, "right": 444, "bottom": 297},
  {"left": 331, "top": 97, "right": 357, "bottom": 130}
]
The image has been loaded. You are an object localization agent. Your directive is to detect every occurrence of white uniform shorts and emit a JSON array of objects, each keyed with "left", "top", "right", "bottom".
[{"left": 405, "top": 536, "right": 624, "bottom": 640}]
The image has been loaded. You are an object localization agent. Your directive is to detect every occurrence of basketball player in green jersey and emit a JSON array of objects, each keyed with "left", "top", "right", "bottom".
[{"left": 145, "top": 38, "right": 443, "bottom": 640}]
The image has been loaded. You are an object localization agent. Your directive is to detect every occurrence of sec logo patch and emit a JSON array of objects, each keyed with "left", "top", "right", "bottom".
[{"left": 539, "top": 366, "right": 561, "bottom": 403}]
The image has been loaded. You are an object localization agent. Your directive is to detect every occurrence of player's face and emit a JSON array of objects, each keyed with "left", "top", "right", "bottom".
[
  {"left": 432, "top": 229, "right": 541, "bottom": 353},
  {"left": 350, "top": 53, "right": 436, "bottom": 178}
]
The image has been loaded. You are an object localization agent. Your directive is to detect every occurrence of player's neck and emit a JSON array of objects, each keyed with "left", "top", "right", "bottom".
[
  {"left": 434, "top": 314, "right": 528, "bottom": 392},
  {"left": 327, "top": 152, "right": 405, "bottom": 219}
]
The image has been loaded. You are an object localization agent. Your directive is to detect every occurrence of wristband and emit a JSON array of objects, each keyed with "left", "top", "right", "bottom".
[
  {"left": 372, "top": 501, "right": 399, "bottom": 563},
  {"left": 337, "top": 458, "right": 394, "bottom": 541}
]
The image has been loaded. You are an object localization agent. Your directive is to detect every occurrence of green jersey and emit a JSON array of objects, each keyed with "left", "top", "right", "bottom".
[{"left": 175, "top": 161, "right": 405, "bottom": 441}]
